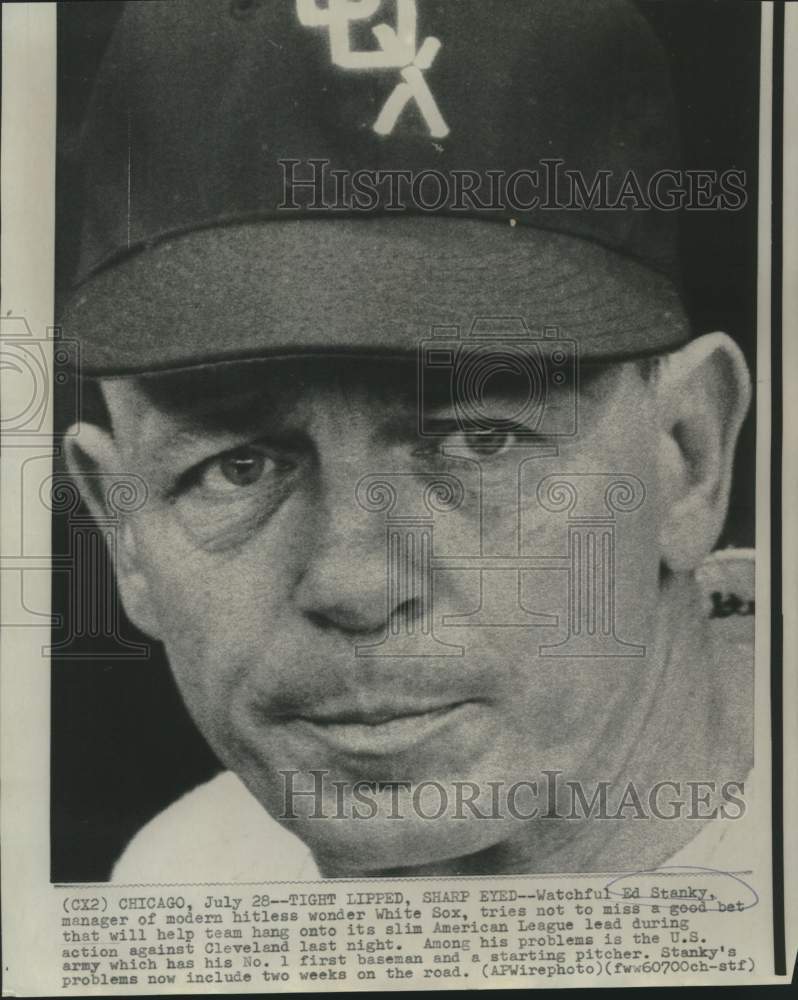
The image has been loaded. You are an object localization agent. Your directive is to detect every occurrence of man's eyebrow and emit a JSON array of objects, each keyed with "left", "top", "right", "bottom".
[
  {"left": 419, "top": 363, "right": 610, "bottom": 410},
  {"left": 574, "top": 364, "right": 612, "bottom": 392},
  {"left": 139, "top": 423, "right": 260, "bottom": 477},
  {"left": 136, "top": 377, "right": 291, "bottom": 432}
]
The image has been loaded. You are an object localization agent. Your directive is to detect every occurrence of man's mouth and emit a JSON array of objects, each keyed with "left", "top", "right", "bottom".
[{"left": 286, "top": 701, "right": 475, "bottom": 756}]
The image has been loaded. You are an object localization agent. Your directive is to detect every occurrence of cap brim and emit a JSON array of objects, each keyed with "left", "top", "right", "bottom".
[{"left": 62, "top": 218, "right": 689, "bottom": 376}]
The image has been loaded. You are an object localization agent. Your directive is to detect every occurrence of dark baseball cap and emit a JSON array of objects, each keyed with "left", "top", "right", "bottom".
[{"left": 60, "top": 0, "right": 690, "bottom": 376}]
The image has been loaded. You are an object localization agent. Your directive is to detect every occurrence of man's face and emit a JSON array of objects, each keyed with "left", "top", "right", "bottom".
[{"left": 101, "top": 356, "right": 664, "bottom": 872}]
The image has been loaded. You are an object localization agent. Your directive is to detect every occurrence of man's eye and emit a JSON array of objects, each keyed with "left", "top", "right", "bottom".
[
  {"left": 197, "top": 446, "right": 276, "bottom": 494},
  {"left": 460, "top": 428, "right": 514, "bottom": 458},
  {"left": 422, "top": 424, "right": 523, "bottom": 460},
  {"left": 169, "top": 442, "right": 298, "bottom": 550},
  {"left": 218, "top": 449, "right": 270, "bottom": 487}
]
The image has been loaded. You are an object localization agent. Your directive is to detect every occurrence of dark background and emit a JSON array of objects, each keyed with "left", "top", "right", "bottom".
[{"left": 51, "top": 0, "right": 762, "bottom": 882}]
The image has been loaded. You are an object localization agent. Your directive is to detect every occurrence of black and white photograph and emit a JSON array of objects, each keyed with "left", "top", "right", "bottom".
[
  {"left": 1, "top": 0, "right": 794, "bottom": 994},
  {"left": 52, "top": 0, "right": 760, "bottom": 882}
]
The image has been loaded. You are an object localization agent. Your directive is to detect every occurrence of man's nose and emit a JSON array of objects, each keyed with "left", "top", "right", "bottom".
[{"left": 293, "top": 474, "right": 424, "bottom": 637}]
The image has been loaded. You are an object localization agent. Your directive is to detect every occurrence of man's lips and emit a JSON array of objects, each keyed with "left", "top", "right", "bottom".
[{"left": 283, "top": 701, "right": 477, "bottom": 757}]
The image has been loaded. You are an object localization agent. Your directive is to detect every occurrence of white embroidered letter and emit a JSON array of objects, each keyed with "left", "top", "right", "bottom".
[{"left": 296, "top": 0, "right": 450, "bottom": 138}]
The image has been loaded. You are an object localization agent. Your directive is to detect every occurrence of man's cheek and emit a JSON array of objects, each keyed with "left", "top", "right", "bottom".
[
  {"left": 133, "top": 536, "right": 252, "bottom": 723},
  {"left": 137, "top": 517, "right": 246, "bottom": 625},
  {"left": 163, "top": 623, "right": 237, "bottom": 732}
]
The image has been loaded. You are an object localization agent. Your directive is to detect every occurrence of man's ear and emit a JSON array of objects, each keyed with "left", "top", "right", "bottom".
[
  {"left": 64, "top": 424, "right": 162, "bottom": 640},
  {"left": 656, "top": 332, "right": 751, "bottom": 572}
]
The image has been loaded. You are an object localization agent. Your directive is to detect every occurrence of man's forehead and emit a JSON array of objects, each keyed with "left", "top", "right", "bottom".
[
  {"left": 100, "top": 356, "right": 421, "bottom": 427},
  {"left": 99, "top": 353, "right": 628, "bottom": 438}
]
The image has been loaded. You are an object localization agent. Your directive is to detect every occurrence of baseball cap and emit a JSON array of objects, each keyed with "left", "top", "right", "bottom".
[{"left": 60, "top": 0, "right": 690, "bottom": 376}]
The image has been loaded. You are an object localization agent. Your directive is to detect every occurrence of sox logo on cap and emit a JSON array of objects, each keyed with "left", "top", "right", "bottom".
[{"left": 296, "top": 0, "right": 450, "bottom": 138}]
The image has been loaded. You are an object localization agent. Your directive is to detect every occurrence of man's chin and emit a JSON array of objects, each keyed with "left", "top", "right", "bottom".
[{"left": 279, "top": 802, "right": 509, "bottom": 877}]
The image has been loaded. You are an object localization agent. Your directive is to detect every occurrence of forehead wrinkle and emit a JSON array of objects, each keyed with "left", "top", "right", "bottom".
[
  {"left": 137, "top": 356, "right": 416, "bottom": 411},
  {"left": 102, "top": 358, "right": 423, "bottom": 460},
  {"left": 136, "top": 373, "right": 298, "bottom": 426},
  {"left": 102, "top": 371, "right": 301, "bottom": 443}
]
